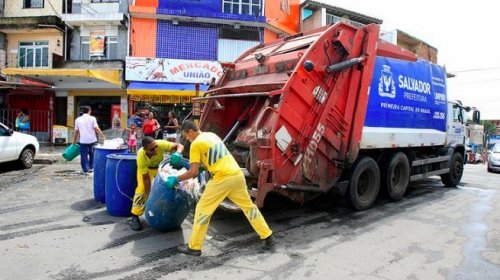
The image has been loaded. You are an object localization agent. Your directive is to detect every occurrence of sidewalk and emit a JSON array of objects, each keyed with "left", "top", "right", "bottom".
[{"left": 35, "top": 144, "right": 67, "bottom": 164}]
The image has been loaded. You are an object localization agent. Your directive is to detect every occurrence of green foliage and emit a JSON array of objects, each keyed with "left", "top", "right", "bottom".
[{"left": 480, "top": 120, "right": 496, "bottom": 135}]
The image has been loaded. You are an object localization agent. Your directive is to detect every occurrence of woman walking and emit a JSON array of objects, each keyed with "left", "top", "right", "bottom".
[{"left": 164, "top": 111, "right": 178, "bottom": 142}]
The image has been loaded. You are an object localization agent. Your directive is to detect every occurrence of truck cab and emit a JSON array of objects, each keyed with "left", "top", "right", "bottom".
[{"left": 446, "top": 100, "right": 480, "bottom": 159}]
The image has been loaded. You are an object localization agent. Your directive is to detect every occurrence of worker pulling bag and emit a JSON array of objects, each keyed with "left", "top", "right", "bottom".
[{"left": 144, "top": 157, "right": 203, "bottom": 232}]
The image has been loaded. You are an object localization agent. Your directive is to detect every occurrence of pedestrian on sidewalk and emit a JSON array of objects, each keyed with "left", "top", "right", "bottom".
[
  {"left": 130, "top": 136, "right": 184, "bottom": 231},
  {"left": 164, "top": 111, "right": 178, "bottom": 142},
  {"left": 164, "top": 120, "right": 275, "bottom": 256},
  {"left": 142, "top": 112, "right": 160, "bottom": 139},
  {"left": 73, "top": 106, "right": 106, "bottom": 174},
  {"left": 15, "top": 109, "right": 30, "bottom": 133},
  {"left": 126, "top": 123, "right": 138, "bottom": 153}
]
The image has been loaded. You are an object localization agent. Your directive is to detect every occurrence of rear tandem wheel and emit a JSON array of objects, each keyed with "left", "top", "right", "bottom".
[{"left": 347, "top": 156, "right": 380, "bottom": 211}]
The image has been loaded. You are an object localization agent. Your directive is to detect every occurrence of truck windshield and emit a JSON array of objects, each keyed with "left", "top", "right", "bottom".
[{"left": 453, "top": 106, "right": 463, "bottom": 123}]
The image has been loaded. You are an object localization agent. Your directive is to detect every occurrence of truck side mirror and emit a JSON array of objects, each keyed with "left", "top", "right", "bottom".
[{"left": 472, "top": 110, "right": 480, "bottom": 124}]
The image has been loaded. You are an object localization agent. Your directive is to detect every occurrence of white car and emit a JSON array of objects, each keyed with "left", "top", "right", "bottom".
[
  {"left": 487, "top": 143, "right": 500, "bottom": 173},
  {"left": 0, "top": 122, "right": 39, "bottom": 168}
]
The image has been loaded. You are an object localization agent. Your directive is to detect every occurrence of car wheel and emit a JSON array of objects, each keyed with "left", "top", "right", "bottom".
[{"left": 18, "top": 148, "right": 35, "bottom": 169}]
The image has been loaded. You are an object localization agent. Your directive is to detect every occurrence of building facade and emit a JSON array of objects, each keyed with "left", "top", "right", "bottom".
[
  {"left": 1, "top": 0, "right": 128, "bottom": 143},
  {"left": 0, "top": 0, "right": 65, "bottom": 142},
  {"left": 61, "top": 0, "right": 129, "bottom": 131},
  {"left": 300, "top": 1, "right": 438, "bottom": 64},
  {"left": 127, "top": 0, "right": 299, "bottom": 125}
]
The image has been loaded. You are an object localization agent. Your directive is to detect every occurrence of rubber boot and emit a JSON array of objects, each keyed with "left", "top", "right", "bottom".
[{"left": 130, "top": 215, "right": 142, "bottom": 231}]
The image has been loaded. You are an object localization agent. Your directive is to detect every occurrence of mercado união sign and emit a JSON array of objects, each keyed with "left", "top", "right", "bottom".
[{"left": 126, "top": 57, "right": 223, "bottom": 84}]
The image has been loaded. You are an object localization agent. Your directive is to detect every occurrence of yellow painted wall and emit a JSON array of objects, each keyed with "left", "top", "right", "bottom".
[
  {"left": 6, "top": 32, "right": 63, "bottom": 68},
  {"left": 4, "top": 0, "right": 62, "bottom": 17}
]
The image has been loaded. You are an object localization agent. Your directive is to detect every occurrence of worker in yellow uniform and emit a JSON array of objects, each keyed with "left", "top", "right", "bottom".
[
  {"left": 130, "top": 136, "right": 184, "bottom": 231},
  {"left": 164, "top": 120, "right": 275, "bottom": 256}
]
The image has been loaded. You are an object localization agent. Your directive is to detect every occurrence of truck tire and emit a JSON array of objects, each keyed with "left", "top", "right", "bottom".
[
  {"left": 440, "top": 152, "right": 463, "bottom": 187},
  {"left": 382, "top": 152, "right": 409, "bottom": 200},
  {"left": 347, "top": 156, "right": 380, "bottom": 211},
  {"left": 18, "top": 148, "right": 35, "bottom": 169}
]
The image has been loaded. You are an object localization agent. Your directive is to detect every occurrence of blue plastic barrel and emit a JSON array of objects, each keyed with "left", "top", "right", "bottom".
[
  {"left": 105, "top": 153, "right": 138, "bottom": 217},
  {"left": 93, "top": 146, "right": 127, "bottom": 203},
  {"left": 145, "top": 157, "right": 202, "bottom": 232}
]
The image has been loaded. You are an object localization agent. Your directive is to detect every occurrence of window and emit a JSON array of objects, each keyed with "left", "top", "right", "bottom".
[
  {"left": 24, "top": 0, "right": 44, "bottom": 8},
  {"left": 326, "top": 14, "right": 364, "bottom": 28},
  {"left": 18, "top": 42, "right": 49, "bottom": 68},
  {"left": 223, "top": 0, "right": 262, "bottom": 16},
  {"left": 81, "top": 36, "right": 119, "bottom": 60}
]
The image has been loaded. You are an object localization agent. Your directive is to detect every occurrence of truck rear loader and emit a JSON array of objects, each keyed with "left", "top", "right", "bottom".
[{"left": 194, "top": 22, "right": 478, "bottom": 210}]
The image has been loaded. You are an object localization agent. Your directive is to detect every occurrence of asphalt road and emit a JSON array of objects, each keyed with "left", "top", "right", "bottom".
[{"left": 0, "top": 161, "right": 499, "bottom": 280}]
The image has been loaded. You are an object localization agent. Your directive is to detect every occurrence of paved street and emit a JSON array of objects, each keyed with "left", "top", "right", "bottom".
[{"left": 0, "top": 159, "right": 499, "bottom": 280}]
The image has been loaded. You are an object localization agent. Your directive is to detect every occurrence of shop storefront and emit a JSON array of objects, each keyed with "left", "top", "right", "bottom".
[
  {"left": 126, "top": 57, "right": 221, "bottom": 126},
  {"left": 2, "top": 67, "right": 125, "bottom": 142}
]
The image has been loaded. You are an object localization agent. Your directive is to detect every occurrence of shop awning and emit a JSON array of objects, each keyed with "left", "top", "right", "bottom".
[
  {"left": 1, "top": 68, "right": 123, "bottom": 89},
  {"left": 127, "top": 82, "right": 208, "bottom": 96}
]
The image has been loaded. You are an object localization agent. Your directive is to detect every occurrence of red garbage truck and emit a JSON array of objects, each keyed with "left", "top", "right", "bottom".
[{"left": 194, "top": 22, "right": 477, "bottom": 210}]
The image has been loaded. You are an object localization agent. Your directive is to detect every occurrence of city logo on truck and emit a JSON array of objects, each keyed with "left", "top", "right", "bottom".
[
  {"left": 378, "top": 65, "right": 396, "bottom": 98},
  {"left": 378, "top": 64, "right": 432, "bottom": 100}
]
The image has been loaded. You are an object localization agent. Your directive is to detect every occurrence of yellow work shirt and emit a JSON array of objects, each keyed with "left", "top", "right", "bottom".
[
  {"left": 189, "top": 132, "right": 241, "bottom": 181},
  {"left": 136, "top": 140, "right": 175, "bottom": 175}
]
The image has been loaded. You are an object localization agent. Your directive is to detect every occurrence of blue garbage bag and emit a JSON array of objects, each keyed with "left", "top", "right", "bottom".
[{"left": 144, "top": 157, "right": 203, "bottom": 232}]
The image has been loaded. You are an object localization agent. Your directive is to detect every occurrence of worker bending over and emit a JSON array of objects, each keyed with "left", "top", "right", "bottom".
[
  {"left": 130, "top": 136, "right": 184, "bottom": 230},
  {"left": 164, "top": 120, "right": 275, "bottom": 256}
]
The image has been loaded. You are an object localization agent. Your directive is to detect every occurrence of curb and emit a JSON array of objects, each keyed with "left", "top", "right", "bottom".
[{"left": 34, "top": 158, "right": 59, "bottom": 164}]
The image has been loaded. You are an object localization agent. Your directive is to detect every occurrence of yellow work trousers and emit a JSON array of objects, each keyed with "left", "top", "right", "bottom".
[
  {"left": 188, "top": 172, "right": 273, "bottom": 250},
  {"left": 131, "top": 169, "right": 157, "bottom": 216}
]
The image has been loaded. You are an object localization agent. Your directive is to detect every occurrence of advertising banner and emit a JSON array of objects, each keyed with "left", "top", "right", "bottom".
[
  {"left": 364, "top": 57, "right": 447, "bottom": 131},
  {"left": 111, "top": 104, "right": 121, "bottom": 129},
  {"left": 126, "top": 57, "right": 223, "bottom": 84},
  {"left": 90, "top": 31, "right": 106, "bottom": 56},
  {"left": 129, "top": 95, "right": 193, "bottom": 104}
]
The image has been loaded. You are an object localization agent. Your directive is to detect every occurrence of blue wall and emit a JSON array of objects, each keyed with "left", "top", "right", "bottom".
[
  {"left": 156, "top": 0, "right": 265, "bottom": 23},
  {"left": 158, "top": 0, "right": 222, "bottom": 14},
  {"left": 156, "top": 21, "right": 218, "bottom": 60}
]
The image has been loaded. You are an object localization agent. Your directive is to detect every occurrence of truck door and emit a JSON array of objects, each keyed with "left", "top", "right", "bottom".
[{"left": 446, "top": 102, "right": 466, "bottom": 145}]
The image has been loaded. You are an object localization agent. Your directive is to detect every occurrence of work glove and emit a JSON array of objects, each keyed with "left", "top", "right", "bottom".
[
  {"left": 170, "top": 152, "right": 183, "bottom": 166},
  {"left": 164, "top": 176, "right": 179, "bottom": 189}
]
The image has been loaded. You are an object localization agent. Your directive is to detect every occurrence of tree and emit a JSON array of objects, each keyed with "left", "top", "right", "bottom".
[
  {"left": 481, "top": 120, "right": 497, "bottom": 147},
  {"left": 481, "top": 120, "right": 497, "bottom": 136}
]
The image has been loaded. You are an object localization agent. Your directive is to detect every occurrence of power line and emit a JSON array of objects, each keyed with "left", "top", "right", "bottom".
[
  {"left": 450, "top": 66, "right": 500, "bottom": 73},
  {"left": 449, "top": 78, "right": 500, "bottom": 86}
]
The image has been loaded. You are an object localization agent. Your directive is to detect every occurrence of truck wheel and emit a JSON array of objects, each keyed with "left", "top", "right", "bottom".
[
  {"left": 18, "top": 148, "right": 35, "bottom": 169},
  {"left": 347, "top": 156, "right": 380, "bottom": 211},
  {"left": 382, "top": 152, "right": 409, "bottom": 200},
  {"left": 440, "top": 152, "right": 463, "bottom": 187}
]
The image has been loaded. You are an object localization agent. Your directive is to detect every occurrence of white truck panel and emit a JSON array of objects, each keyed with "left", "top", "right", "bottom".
[{"left": 360, "top": 127, "right": 446, "bottom": 149}]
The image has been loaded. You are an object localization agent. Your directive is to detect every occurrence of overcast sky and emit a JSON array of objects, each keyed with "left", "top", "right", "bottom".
[{"left": 322, "top": 0, "right": 500, "bottom": 119}]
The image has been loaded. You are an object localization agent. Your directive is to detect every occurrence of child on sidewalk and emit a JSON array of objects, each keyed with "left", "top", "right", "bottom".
[{"left": 126, "top": 123, "right": 138, "bottom": 153}]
